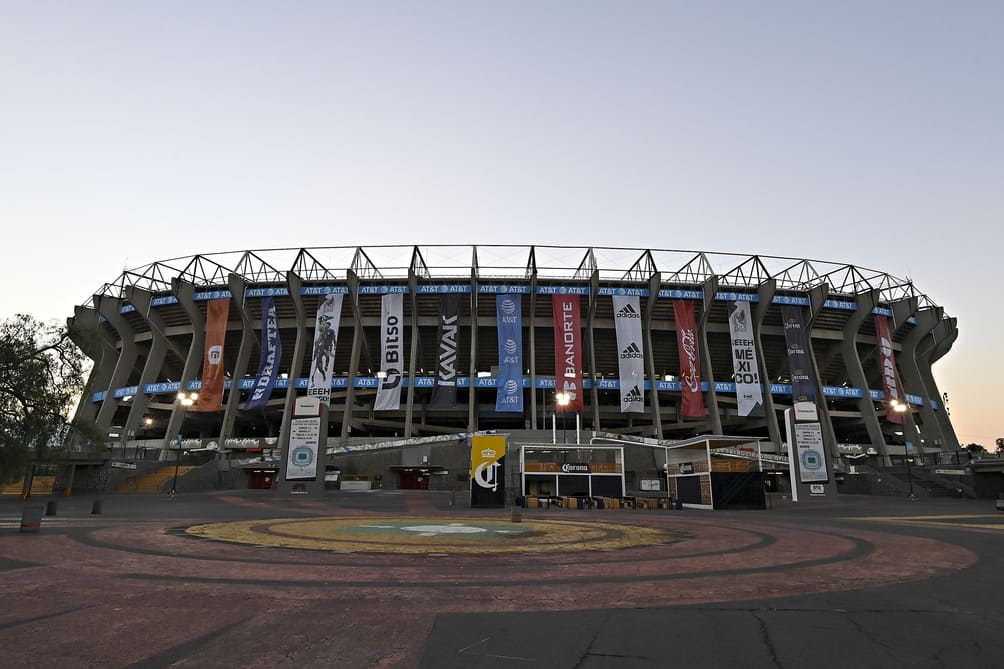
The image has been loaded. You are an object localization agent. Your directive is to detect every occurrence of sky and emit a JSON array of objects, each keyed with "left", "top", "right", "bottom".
[{"left": 1, "top": 1, "right": 1001, "bottom": 448}]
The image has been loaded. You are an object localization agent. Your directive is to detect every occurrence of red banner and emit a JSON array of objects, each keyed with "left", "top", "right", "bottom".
[
  {"left": 874, "top": 315, "right": 903, "bottom": 424},
  {"left": 673, "top": 300, "right": 705, "bottom": 418},
  {"left": 552, "top": 294, "right": 584, "bottom": 412},
  {"left": 197, "top": 298, "right": 230, "bottom": 412}
]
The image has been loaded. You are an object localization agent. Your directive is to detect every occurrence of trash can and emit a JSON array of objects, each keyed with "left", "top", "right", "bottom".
[
  {"left": 45, "top": 500, "right": 58, "bottom": 516},
  {"left": 674, "top": 498, "right": 684, "bottom": 510},
  {"left": 20, "top": 506, "right": 44, "bottom": 532},
  {"left": 91, "top": 499, "right": 103, "bottom": 515}
]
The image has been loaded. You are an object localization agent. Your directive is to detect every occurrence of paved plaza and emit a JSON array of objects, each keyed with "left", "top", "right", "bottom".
[{"left": 2, "top": 491, "right": 1003, "bottom": 668}]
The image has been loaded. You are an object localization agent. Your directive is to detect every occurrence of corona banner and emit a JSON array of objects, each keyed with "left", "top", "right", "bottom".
[
  {"left": 780, "top": 305, "right": 817, "bottom": 404},
  {"left": 196, "top": 298, "right": 230, "bottom": 412},
  {"left": 552, "top": 294, "right": 583, "bottom": 411},
  {"left": 470, "top": 435, "right": 506, "bottom": 508}
]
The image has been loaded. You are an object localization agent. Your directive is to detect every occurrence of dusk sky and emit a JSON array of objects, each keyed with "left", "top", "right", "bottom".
[{"left": 2, "top": 2, "right": 1001, "bottom": 448}]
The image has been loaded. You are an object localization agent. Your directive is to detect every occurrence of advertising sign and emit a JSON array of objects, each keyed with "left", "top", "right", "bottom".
[
  {"left": 430, "top": 295, "right": 460, "bottom": 409},
  {"left": 495, "top": 294, "right": 523, "bottom": 412},
  {"left": 307, "top": 293, "right": 343, "bottom": 404},
  {"left": 374, "top": 293, "right": 404, "bottom": 411},
  {"left": 673, "top": 300, "right": 704, "bottom": 417},
  {"left": 552, "top": 294, "right": 583, "bottom": 411},
  {"left": 612, "top": 295, "right": 644, "bottom": 413},
  {"left": 244, "top": 296, "right": 282, "bottom": 411},
  {"left": 727, "top": 300, "right": 764, "bottom": 417},
  {"left": 470, "top": 435, "right": 507, "bottom": 508},
  {"left": 196, "top": 298, "right": 230, "bottom": 412},
  {"left": 795, "top": 422, "right": 828, "bottom": 483},
  {"left": 285, "top": 416, "right": 320, "bottom": 480},
  {"left": 874, "top": 315, "right": 904, "bottom": 424}
]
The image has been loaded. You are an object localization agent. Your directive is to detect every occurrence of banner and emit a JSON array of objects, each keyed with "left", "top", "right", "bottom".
[
  {"left": 612, "top": 295, "right": 644, "bottom": 413},
  {"left": 495, "top": 294, "right": 523, "bottom": 412},
  {"left": 874, "top": 315, "right": 903, "bottom": 424},
  {"left": 307, "top": 294, "right": 343, "bottom": 405},
  {"left": 780, "top": 305, "right": 817, "bottom": 404},
  {"left": 727, "top": 301, "right": 764, "bottom": 417},
  {"left": 196, "top": 298, "right": 230, "bottom": 412},
  {"left": 429, "top": 295, "right": 460, "bottom": 409},
  {"left": 470, "top": 434, "right": 506, "bottom": 508},
  {"left": 673, "top": 300, "right": 704, "bottom": 418},
  {"left": 285, "top": 416, "right": 320, "bottom": 480},
  {"left": 374, "top": 292, "right": 404, "bottom": 411},
  {"left": 552, "top": 294, "right": 583, "bottom": 412},
  {"left": 243, "top": 296, "right": 282, "bottom": 411}
]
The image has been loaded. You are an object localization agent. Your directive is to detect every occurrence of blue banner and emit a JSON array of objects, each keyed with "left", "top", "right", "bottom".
[
  {"left": 780, "top": 305, "right": 818, "bottom": 403},
  {"left": 495, "top": 294, "right": 523, "bottom": 412},
  {"left": 244, "top": 297, "right": 282, "bottom": 411}
]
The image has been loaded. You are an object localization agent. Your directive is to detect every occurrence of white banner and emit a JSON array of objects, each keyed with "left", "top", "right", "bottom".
[
  {"left": 727, "top": 301, "right": 764, "bottom": 417},
  {"left": 285, "top": 416, "right": 320, "bottom": 480},
  {"left": 612, "top": 295, "right": 645, "bottom": 413},
  {"left": 374, "top": 292, "right": 404, "bottom": 411},
  {"left": 307, "top": 294, "right": 344, "bottom": 405}
]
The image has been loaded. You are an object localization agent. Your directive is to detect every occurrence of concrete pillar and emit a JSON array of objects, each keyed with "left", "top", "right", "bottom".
[
  {"left": 67, "top": 305, "right": 117, "bottom": 429},
  {"left": 529, "top": 272, "right": 538, "bottom": 430},
  {"left": 807, "top": 284, "right": 840, "bottom": 461},
  {"left": 93, "top": 295, "right": 138, "bottom": 435},
  {"left": 753, "top": 279, "right": 782, "bottom": 446},
  {"left": 405, "top": 271, "right": 419, "bottom": 438},
  {"left": 120, "top": 287, "right": 172, "bottom": 451},
  {"left": 643, "top": 273, "right": 663, "bottom": 439},
  {"left": 340, "top": 271, "right": 363, "bottom": 446},
  {"left": 889, "top": 298, "right": 928, "bottom": 460},
  {"left": 219, "top": 274, "right": 256, "bottom": 443},
  {"left": 919, "top": 318, "right": 960, "bottom": 451},
  {"left": 164, "top": 278, "right": 206, "bottom": 457},
  {"left": 468, "top": 269, "right": 479, "bottom": 433},
  {"left": 698, "top": 277, "right": 722, "bottom": 435},
  {"left": 587, "top": 270, "right": 601, "bottom": 430},
  {"left": 840, "top": 289, "right": 888, "bottom": 461}
]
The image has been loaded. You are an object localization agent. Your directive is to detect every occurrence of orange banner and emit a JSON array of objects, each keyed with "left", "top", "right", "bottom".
[{"left": 197, "top": 298, "right": 230, "bottom": 412}]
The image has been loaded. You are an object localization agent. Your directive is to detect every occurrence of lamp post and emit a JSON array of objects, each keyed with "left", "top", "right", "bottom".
[
  {"left": 892, "top": 401, "right": 914, "bottom": 500},
  {"left": 171, "top": 392, "right": 197, "bottom": 497},
  {"left": 555, "top": 392, "right": 570, "bottom": 444}
]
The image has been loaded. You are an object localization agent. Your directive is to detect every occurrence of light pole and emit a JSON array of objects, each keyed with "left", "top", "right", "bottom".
[
  {"left": 892, "top": 401, "right": 914, "bottom": 500},
  {"left": 555, "top": 392, "right": 570, "bottom": 444},
  {"left": 171, "top": 392, "right": 197, "bottom": 497}
]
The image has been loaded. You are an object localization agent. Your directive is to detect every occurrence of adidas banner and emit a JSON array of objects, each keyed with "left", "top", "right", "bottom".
[
  {"left": 552, "top": 294, "right": 584, "bottom": 412},
  {"left": 374, "top": 293, "right": 404, "bottom": 411},
  {"left": 430, "top": 295, "right": 460, "bottom": 409},
  {"left": 874, "top": 315, "right": 903, "bottom": 424},
  {"left": 673, "top": 300, "right": 704, "bottom": 418},
  {"left": 306, "top": 294, "right": 343, "bottom": 405},
  {"left": 495, "top": 294, "right": 523, "bottom": 413},
  {"left": 780, "top": 305, "right": 817, "bottom": 404},
  {"left": 727, "top": 301, "right": 764, "bottom": 417},
  {"left": 243, "top": 296, "right": 282, "bottom": 411},
  {"left": 612, "top": 295, "right": 644, "bottom": 413},
  {"left": 196, "top": 298, "right": 230, "bottom": 412}
]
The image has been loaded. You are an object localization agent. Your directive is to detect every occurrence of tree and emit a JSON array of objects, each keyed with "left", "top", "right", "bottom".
[
  {"left": 964, "top": 442, "right": 987, "bottom": 455},
  {"left": 0, "top": 314, "right": 99, "bottom": 482},
  {"left": 996, "top": 437, "right": 1004, "bottom": 457}
]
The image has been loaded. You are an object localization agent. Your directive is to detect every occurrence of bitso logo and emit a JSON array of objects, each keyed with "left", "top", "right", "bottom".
[
  {"left": 208, "top": 345, "right": 223, "bottom": 365},
  {"left": 616, "top": 303, "right": 640, "bottom": 318},
  {"left": 620, "top": 342, "right": 643, "bottom": 359},
  {"left": 500, "top": 298, "right": 517, "bottom": 315},
  {"left": 504, "top": 338, "right": 518, "bottom": 355}
]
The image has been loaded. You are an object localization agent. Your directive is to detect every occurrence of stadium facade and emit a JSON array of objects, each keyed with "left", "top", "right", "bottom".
[{"left": 68, "top": 245, "right": 960, "bottom": 496}]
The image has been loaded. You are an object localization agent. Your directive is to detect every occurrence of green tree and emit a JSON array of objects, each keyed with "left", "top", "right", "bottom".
[
  {"left": 996, "top": 437, "right": 1004, "bottom": 456},
  {"left": 0, "top": 314, "right": 99, "bottom": 482},
  {"left": 964, "top": 442, "right": 987, "bottom": 455}
]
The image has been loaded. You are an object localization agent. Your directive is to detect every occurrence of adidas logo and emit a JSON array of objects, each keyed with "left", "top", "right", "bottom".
[
  {"left": 616, "top": 303, "right": 640, "bottom": 318},
  {"left": 623, "top": 385, "right": 643, "bottom": 402},
  {"left": 620, "top": 342, "right": 643, "bottom": 359}
]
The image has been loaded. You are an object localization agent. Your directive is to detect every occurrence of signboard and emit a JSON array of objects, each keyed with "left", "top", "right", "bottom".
[
  {"left": 560, "top": 463, "right": 590, "bottom": 473},
  {"left": 794, "top": 422, "right": 828, "bottom": 483},
  {"left": 470, "top": 435, "right": 506, "bottom": 508},
  {"left": 679, "top": 462, "right": 695, "bottom": 474},
  {"left": 285, "top": 417, "right": 321, "bottom": 480}
]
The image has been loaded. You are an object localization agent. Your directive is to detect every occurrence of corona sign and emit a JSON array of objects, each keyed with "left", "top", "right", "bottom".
[{"left": 470, "top": 435, "right": 507, "bottom": 508}]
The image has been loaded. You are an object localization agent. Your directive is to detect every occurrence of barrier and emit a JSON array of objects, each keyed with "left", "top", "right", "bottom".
[{"left": 20, "top": 506, "right": 43, "bottom": 532}]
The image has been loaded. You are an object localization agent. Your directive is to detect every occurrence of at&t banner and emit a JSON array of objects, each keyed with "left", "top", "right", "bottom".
[
  {"left": 430, "top": 295, "right": 460, "bottom": 409},
  {"left": 727, "top": 301, "right": 764, "bottom": 417},
  {"left": 374, "top": 293, "right": 404, "bottom": 411},
  {"left": 243, "top": 296, "right": 282, "bottom": 411},
  {"left": 780, "top": 305, "right": 817, "bottom": 404},
  {"left": 612, "top": 295, "right": 644, "bottom": 413},
  {"left": 673, "top": 300, "right": 704, "bottom": 418},
  {"left": 495, "top": 295, "right": 523, "bottom": 412},
  {"left": 874, "top": 315, "right": 903, "bottom": 424},
  {"left": 470, "top": 435, "right": 506, "bottom": 508},
  {"left": 197, "top": 298, "right": 230, "bottom": 412},
  {"left": 307, "top": 294, "right": 343, "bottom": 405},
  {"left": 552, "top": 294, "right": 583, "bottom": 411}
]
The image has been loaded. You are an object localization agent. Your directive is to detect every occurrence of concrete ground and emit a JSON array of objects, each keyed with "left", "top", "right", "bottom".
[{"left": 1, "top": 490, "right": 1002, "bottom": 668}]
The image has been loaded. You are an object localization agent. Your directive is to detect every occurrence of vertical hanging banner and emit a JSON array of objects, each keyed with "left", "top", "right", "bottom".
[
  {"left": 874, "top": 315, "right": 903, "bottom": 424},
  {"left": 727, "top": 301, "right": 764, "bottom": 417},
  {"left": 374, "top": 292, "right": 404, "bottom": 411},
  {"left": 243, "top": 297, "right": 282, "bottom": 411},
  {"left": 780, "top": 305, "right": 817, "bottom": 404},
  {"left": 495, "top": 294, "right": 523, "bottom": 412},
  {"left": 612, "top": 295, "right": 644, "bottom": 413},
  {"left": 673, "top": 300, "right": 704, "bottom": 418},
  {"left": 429, "top": 295, "right": 460, "bottom": 409},
  {"left": 552, "top": 294, "right": 584, "bottom": 411},
  {"left": 470, "top": 434, "right": 506, "bottom": 508},
  {"left": 306, "top": 294, "right": 343, "bottom": 405},
  {"left": 196, "top": 298, "right": 230, "bottom": 412}
]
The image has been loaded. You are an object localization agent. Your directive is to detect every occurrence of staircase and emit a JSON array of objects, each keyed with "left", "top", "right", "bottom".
[
  {"left": 913, "top": 479, "right": 962, "bottom": 498},
  {"left": 0, "top": 476, "right": 56, "bottom": 496},
  {"left": 115, "top": 466, "right": 198, "bottom": 493}
]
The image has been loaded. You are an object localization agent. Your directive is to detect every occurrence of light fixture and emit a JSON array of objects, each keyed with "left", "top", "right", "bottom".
[{"left": 376, "top": 371, "right": 388, "bottom": 379}]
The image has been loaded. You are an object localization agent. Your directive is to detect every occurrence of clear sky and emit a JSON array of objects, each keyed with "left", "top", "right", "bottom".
[{"left": 2, "top": 2, "right": 1001, "bottom": 449}]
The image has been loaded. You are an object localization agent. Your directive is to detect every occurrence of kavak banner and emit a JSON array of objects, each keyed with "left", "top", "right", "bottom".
[
  {"left": 196, "top": 298, "right": 230, "bottom": 412},
  {"left": 374, "top": 292, "right": 404, "bottom": 411},
  {"left": 874, "top": 315, "right": 904, "bottom": 424},
  {"left": 673, "top": 300, "right": 704, "bottom": 418},
  {"left": 495, "top": 294, "right": 523, "bottom": 413},
  {"left": 780, "top": 305, "right": 817, "bottom": 404},
  {"left": 612, "top": 295, "right": 644, "bottom": 413},
  {"left": 429, "top": 295, "right": 460, "bottom": 409},
  {"left": 727, "top": 301, "right": 764, "bottom": 417},
  {"left": 243, "top": 296, "right": 282, "bottom": 411},
  {"left": 306, "top": 294, "right": 343, "bottom": 405},
  {"left": 552, "top": 294, "right": 584, "bottom": 412},
  {"left": 470, "top": 434, "right": 506, "bottom": 508}
]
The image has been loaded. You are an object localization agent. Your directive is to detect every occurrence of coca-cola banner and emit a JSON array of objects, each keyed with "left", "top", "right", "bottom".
[
  {"left": 429, "top": 295, "right": 460, "bottom": 409},
  {"left": 612, "top": 295, "right": 644, "bottom": 413},
  {"left": 196, "top": 298, "right": 230, "bottom": 412},
  {"left": 874, "top": 315, "right": 903, "bottom": 424},
  {"left": 552, "top": 294, "right": 584, "bottom": 412},
  {"left": 673, "top": 300, "right": 704, "bottom": 418},
  {"left": 780, "top": 305, "right": 817, "bottom": 404},
  {"left": 728, "top": 301, "right": 764, "bottom": 417},
  {"left": 374, "top": 293, "right": 404, "bottom": 411}
]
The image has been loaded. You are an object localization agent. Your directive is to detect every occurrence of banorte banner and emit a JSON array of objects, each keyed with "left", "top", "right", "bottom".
[
  {"left": 552, "top": 294, "right": 583, "bottom": 412},
  {"left": 470, "top": 434, "right": 506, "bottom": 508},
  {"left": 307, "top": 293, "right": 343, "bottom": 405},
  {"left": 874, "top": 315, "right": 904, "bottom": 424},
  {"left": 673, "top": 299, "right": 704, "bottom": 418},
  {"left": 196, "top": 298, "right": 230, "bottom": 412}
]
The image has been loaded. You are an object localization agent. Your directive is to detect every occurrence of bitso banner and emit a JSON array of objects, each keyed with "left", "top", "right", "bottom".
[
  {"left": 470, "top": 434, "right": 506, "bottom": 508},
  {"left": 495, "top": 294, "right": 523, "bottom": 413},
  {"left": 612, "top": 295, "right": 644, "bottom": 413},
  {"left": 874, "top": 315, "right": 903, "bottom": 424},
  {"left": 673, "top": 300, "right": 704, "bottom": 418},
  {"left": 780, "top": 305, "right": 817, "bottom": 404},
  {"left": 727, "top": 300, "right": 764, "bottom": 417},
  {"left": 196, "top": 298, "right": 230, "bottom": 412},
  {"left": 552, "top": 294, "right": 584, "bottom": 412},
  {"left": 374, "top": 292, "right": 404, "bottom": 411},
  {"left": 243, "top": 296, "right": 282, "bottom": 411},
  {"left": 307, "top": 294, "right": 343, "bottom": 405},
  {"left": 429, "top": 295, "right": 460, "bottom": 409}
]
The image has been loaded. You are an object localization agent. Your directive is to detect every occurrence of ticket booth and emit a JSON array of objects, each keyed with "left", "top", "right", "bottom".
[{"left": 519, "top": 445, "right": 624, "bottom": 499}]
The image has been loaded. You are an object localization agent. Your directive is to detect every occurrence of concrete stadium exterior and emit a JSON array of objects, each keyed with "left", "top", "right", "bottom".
[{"left": 67, "top": 245, "right": 959, "bottom": 495}]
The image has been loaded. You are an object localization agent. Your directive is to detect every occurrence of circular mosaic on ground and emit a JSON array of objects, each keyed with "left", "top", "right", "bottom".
[{"left": 187, "top": 516, "right": 678, "bottom": 554}]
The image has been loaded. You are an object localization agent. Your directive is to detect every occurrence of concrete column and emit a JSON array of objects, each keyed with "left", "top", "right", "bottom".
[
  {"left": 529, "top": 273, "right": 538, "bottom": 430},
  {"left": 806, "top": 284, "right": 840, "bottom": 461},
  {"left": 164, "top": 278, "right": 206, "bottom": 456},
  {"left": 219, "top": 274, "right": 256, "bottom": 443},
  {"left": 753, "top": 279, "right": 782, "bottom": 446},
  {"left": 919, "top": 318, "right": 960, "bottom": 451},
  {"left": 841, "top": 289, "right": 888, "bottom": 460},
  {"left": 888, "top": 298, "right": 926, "bottom": 459},
  {"left": 468, "top": 270, "right": 479, "bottom": 433},
  {"left": 121, "top": 287, "right": 172, "bottom": 450},
  {"left": 587, "top": 270, "right": 600, "bottom": 430},
  {"left": 340, "top": 271, "right": 363, "bottom": 446},
  {"left": 67, "top": 305, "right": 117, "bottom": 429},
  {"left": 93, "top": 295, "right": 138, "bottom": 435},
  {"left": 895, "top": 307, "right": 945, "bottom": 454},
  {"left": 643, "top": 273, "right": 663, "bottom": 439},
  {"left": 405, "top": 271, "right": 419, "bottom": 438},
  {"left": 699, "top": 277, "right": 722, "bottom": 435}
]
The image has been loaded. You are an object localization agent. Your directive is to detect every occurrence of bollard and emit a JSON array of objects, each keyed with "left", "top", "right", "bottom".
[
  {"left": 511, "top": 506, "right": 522, "bottom": 522},
  {"left": 91, "top": 499, "right": 103, "bottom": 515},
  {"left": 20, "top": 506, "right": 44, "bottom": 532},
  {"left": 45, "top": 500, "right": 58, "bottom": 516}
]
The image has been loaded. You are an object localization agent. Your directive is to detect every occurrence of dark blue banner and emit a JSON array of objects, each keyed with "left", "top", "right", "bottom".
[
  {"left": 495, "top": 294, "right": 523, "bottom": 412},
  {"left": 244, "top": 297, "right": 282, "bottom": 411},
  {"left": 780, "top": 305, "right": 817, "bottom": 403}
]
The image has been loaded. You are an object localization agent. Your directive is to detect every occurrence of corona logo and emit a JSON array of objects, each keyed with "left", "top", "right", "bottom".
[{"left": 481, "top": 448, "right": 497, "bottom": 459}]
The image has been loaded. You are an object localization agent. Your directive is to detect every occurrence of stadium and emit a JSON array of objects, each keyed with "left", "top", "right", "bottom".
[{"left": 64, "top": 245, "right": 961, "bottom": 506}]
